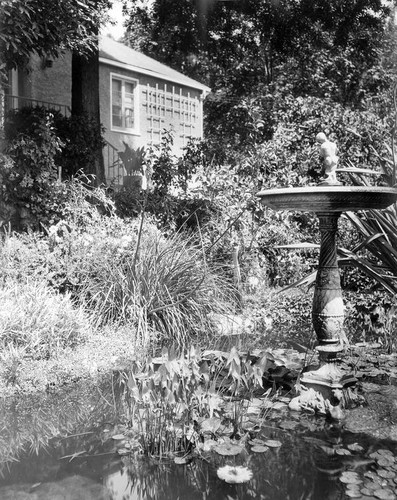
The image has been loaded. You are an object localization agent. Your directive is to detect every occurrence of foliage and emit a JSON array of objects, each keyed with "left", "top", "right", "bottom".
[
  {"left": 344, "top": 290, "right": 397, "bottom": 352},
  {"left": 122, "top": 346, "right": 273, "bottom": 457},
  {"left": 53, "top": 113, "right": 106, "bottom": 179},
  {"left": 0, "top": 178, "right": 236, "bottom": 349},
  {"left": 332, "top": 107, "right": 397, "bottom": 296},
  {"left": 125, "top": 0, "right": 395, "bottom": 159},
  {"left": 79, "top": 228, "right": 235, "bottom": 348},
  {"left": 1, "top": 108, "right": 64, "bottom": 228},
  {"left": 0, "top": 281, "right": 90, "bottom": 360},
  {"left": 119, "top": 143, "right": 145, "bottom": 176},
  {"left": 114, "top": 134, "right": 216, "bottom": 231},
  {"left": 0, "top": 107, "right": 108, "bottom": 229},
  {"left": 0, "top": 0, "right": 110, "bottom": 75}
]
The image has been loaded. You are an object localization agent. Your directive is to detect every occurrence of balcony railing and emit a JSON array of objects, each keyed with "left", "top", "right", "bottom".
[{"left": 1, "top": 94, "right": 71, "bottom": 125}]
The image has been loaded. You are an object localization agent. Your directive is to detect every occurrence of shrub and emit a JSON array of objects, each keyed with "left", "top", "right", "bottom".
[
  {"left": 344, "top": 290, "right": 397, "bottom": 351},
  {"left": 0, "top": 281, "right": 90, "bottom": 359},
  {"left": 1, "top": 107, "right": 107, "bottom": 229},
  {"left": 53, "top": 113, "right": 106, "bottom": 179},
  {"left": 79, "top": 228, "right": 236, "bottom": 348},
  {"left": 1, "top": 107, "right": 63, "bottom": 229}
]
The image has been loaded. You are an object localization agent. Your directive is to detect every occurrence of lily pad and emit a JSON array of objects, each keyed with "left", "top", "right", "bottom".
[
  {"left": 251, "top": 445, "right": 269, "bottom": 453},
  {"left": 377, "top": 457, "right": 395, "bottom": 467},
  {"left": 214, "top": 443, "right": 244, "bottom": 456},
  {"left": 360, "top": 487, "right": 375, "bottom": 496},
  {"left": 335, "top": 448, "right": 351, "bottom": 456},
  {"left": 248, "top": 438, "right": 266, "bottom": 446},
  {"left": 200, "top": 417, "right": 221, "bottom": 434},
  {"left": 377, "top": 469, "right": 396, "bottom": 479},
  {"left": 373, "top": 489, "right": 396, "bottom": 500},
  {"left": 174, "top": 456, "right": 191, "bottom": 465},
  {"left": 263, "top": 439, "right": 282, "bottom": 448},
  {"left": 339, "top": 472, "right": 362, "bottom": 485},
  {"left": 111, "top": 434, "right": 125, "bottom": 441},
  {"left": 347, "top": 443, "right": 364, "bottom": 452},
  {"left": 117, "top": 448, "right": 130, "bottom": 456},
  {"left": 377, "top": 449, "right": 394, "bottom": 457},
  {"left": 345, "top": 490, "right": 363, "bottom": 498},
  {"left": 278, "top": 420, "right": 298, "bottom": 430}
]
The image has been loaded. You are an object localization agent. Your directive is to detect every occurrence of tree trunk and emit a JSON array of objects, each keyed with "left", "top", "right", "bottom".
[{"left": 71, "top": 41, "right": 105, "bottom": 185}]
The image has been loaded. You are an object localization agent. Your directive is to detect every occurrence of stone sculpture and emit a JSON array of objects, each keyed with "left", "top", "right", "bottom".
[{"left": 316, "top": 132, "right": 341, "bottom": 185}]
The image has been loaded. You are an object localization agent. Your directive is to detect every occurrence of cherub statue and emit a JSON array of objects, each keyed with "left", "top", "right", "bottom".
[{"left": 316, "top": 132, "right": 341, "bottom": 185}]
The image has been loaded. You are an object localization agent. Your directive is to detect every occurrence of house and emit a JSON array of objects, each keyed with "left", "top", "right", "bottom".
[{"left": 2, "top": 36, "right": 210, "bottom": 186}]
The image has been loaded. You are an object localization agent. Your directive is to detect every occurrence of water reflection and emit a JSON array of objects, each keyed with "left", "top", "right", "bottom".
[
  {"left": 0, "top": 373, "right": 122, "bottom": 477},
  {"left": 1, "top": 375, "right": 397, "bottom": 499}
]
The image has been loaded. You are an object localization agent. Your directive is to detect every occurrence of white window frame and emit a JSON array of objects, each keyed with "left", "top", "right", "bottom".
[{"left": 110, "top": 73, "right": 140, "bottom": 135}]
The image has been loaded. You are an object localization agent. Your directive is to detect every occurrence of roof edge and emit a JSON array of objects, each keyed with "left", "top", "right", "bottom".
[{"left": 99, "top": 56, "right": 211, "bottom": 94}]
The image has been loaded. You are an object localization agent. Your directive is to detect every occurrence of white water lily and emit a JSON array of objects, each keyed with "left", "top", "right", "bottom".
[{"left": 217, "top": 465, "right": 253, "bottom": 484}]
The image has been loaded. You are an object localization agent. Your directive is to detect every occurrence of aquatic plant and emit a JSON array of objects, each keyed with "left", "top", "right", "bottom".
[{"left": 122, "top": 346, "right": 276, "bottom": 458}]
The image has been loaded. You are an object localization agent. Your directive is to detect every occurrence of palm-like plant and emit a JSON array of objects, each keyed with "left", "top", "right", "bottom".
[
  {"left": 338, "top": 82, "right": 397, "bottom": 294},
  {"left": 284, "top": 87, "right": 397, "bottom": 295}
]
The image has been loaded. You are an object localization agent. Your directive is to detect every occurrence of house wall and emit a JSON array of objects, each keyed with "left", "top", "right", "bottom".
[
  {"left": 9, "top": 53, "right": 205, "bottom": 185},
  {"left": 99, "top": 62, "right": 204, "bottom": 156},
  {"left": 20, "top": 53, "right": 72, "bottom": 113}
]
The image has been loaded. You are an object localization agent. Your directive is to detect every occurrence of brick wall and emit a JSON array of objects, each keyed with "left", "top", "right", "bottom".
[{"left": 28, "top": 53, "right": 72, "bottom": 110}]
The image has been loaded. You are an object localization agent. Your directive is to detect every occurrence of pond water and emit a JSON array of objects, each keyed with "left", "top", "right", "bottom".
[{"left": 1, "top": 373, "right": 397, "bottom": 500}]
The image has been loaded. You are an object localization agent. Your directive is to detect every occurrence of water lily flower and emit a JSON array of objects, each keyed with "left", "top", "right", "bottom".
[{"left": 217, "top": 465, "right": 253, "bottom": 484}]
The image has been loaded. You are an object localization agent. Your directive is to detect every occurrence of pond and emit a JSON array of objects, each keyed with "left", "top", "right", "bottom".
[{"left": 1, "top": 357, "right": 397, "bottom": 499}]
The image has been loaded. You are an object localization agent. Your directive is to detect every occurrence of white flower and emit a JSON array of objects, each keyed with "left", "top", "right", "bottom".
[{"left": 217, "top": 465, "right": 253, "bottom": 484}]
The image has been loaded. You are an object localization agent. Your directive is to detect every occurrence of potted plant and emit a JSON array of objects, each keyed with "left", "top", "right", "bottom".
[{"left": 119, "top": 143, "right": 145, "bottom": 190}]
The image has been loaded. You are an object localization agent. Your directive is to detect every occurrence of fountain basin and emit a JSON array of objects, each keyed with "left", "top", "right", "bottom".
[{"left": 257, "top": 186, "right": 397, "bottom": 212}]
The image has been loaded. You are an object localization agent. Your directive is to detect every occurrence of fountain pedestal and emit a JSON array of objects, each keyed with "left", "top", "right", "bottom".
[
  {"left": 300, "top": 211, "right": 356, "bottom": 402},
  {"left": 257, "top": 185, "right": 397, "bottom": 413}
]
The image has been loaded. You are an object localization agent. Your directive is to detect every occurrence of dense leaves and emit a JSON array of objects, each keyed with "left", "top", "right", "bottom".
[
  {"left": 125, "top": 0, "right": 396, "bottom": 159},
  {"left": 0, "top": 0, "right": 110, "bottom": 74}
]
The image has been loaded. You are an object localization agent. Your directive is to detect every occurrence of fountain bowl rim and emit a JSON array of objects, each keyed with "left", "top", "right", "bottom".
[{"left": 257, "top": 185, "right": 397, "bottom": 212}]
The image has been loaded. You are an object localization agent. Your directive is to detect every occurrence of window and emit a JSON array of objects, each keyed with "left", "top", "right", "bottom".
[{"left": 111, "top": 74, "right": 139, "bottom": 134}]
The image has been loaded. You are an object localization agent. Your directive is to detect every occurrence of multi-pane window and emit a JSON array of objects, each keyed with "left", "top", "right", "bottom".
[{"left": 111, "top": 74, "right": 139, "bottom": 133}]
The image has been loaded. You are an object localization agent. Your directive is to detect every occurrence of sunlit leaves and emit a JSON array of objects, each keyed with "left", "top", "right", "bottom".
[{"left": 0, "top": 0, "right": 110, "bottom": 74}]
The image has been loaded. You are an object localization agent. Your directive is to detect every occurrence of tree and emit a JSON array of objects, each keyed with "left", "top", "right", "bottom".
[
  {"left": 124, "top": 0, "right": 394, "bottom": 160},
  {"left": 0, "top": 0, "right": 110, "bottom": 183}
]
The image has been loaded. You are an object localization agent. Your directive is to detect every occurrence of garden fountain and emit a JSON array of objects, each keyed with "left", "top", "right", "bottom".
[{"left": 257, "top": 133, "right": 397, "bottom": 413}]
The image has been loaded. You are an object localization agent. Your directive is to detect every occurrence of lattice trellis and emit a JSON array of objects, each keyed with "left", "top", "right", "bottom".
[{"left": 143, "top": 83, "right": 199, "bottom": 147}]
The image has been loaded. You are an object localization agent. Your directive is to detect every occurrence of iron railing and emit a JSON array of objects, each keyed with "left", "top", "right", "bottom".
[
  {"left": 2, "top": 94, "right": 71, "bottom": 117},
  {"left": 103, "top": 140, "right": 125, "bottom": 188},
  {"left": 1, "top": 94, "right": 127, "bottom": 188}
]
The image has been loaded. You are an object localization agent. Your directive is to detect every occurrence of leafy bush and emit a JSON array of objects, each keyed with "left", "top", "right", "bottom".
[
  {"left": 1, "top": 177, "right": 236, "bottom": 350},
  {"left": 1, "top": 107, "right": 63, "bottom": 228},
  {"left": 78, "top": 229, "right": 235, "bottom": 348},
  {"left": 0, "top": 281, "right": 89, "bottom": 359},
  {"left": 344, "top": 290, "right": 397, "bottom": 352},
  {"left": 53, "top": 113, "right": 106, "bottom": 179},
  {"left": 1, "top": 107, "right": 106, "bottom": 229}
]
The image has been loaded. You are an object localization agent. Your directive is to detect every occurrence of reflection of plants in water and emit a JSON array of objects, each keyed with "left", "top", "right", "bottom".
[
  {"left": 108, "top": 430, "right": 330, "bottom": 500},
  {"left": 121, "top": 346, "right": 274, "bottom": 458},
  {"left": 0, "top": 375, "right": 120, "bottom": 477}
]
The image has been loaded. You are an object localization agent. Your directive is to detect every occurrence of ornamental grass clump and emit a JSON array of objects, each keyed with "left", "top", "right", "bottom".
[
  {"left": 0, "top": 281, "right": 89, "bottom": 359},
  {"left": 80, "top": 227, "right": 235, "bottom": 348}
]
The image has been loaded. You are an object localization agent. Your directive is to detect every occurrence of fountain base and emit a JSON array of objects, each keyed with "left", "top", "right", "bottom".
[
  {"left": 300, "top": 361, "right": 357, "bottom": 400},
  {"left": 291, "top": 348, "right": 359, "bottom": 419}
]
